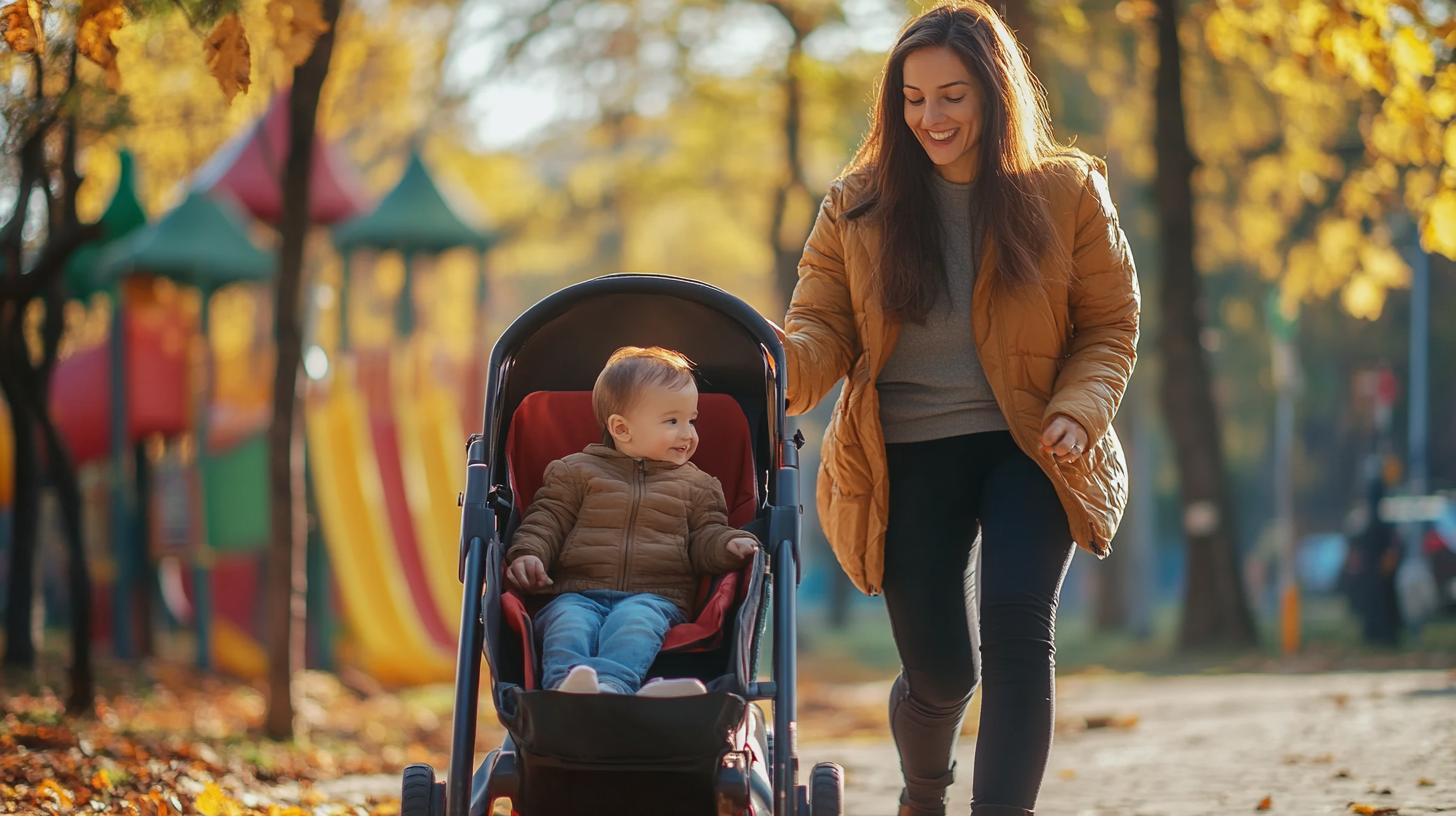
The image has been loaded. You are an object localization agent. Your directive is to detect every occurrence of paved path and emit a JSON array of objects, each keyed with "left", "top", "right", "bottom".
[{"left": 801, "top": 669, "right": 1456, "bottom": 815}]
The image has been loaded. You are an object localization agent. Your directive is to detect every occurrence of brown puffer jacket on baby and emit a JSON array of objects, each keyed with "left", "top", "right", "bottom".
[{"left": 504, "top": 443, "right": 748, "bottom": 615}]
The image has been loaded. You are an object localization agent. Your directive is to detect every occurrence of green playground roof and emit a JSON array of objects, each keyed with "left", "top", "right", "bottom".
[
  {"left": 333, "top": 150, "right": 494, "bottom": 255},
  {"left": 98, "top": 191, "right": 273, "bottom": 290},
  {"left": 66, "top": 150, "right": 149, "bottom": 300}
]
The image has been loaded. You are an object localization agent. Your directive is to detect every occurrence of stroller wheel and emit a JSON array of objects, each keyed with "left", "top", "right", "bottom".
[
  {"left": 401, "top": 763, "right": 444, "bottom": 816},
  {"left": 808, "top": 762, "right": 844, "bottom": 816}
]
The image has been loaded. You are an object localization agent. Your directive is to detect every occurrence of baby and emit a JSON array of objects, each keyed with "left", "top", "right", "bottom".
[{"left": 505, "top": 346, "right": 757, "bottom": 696}]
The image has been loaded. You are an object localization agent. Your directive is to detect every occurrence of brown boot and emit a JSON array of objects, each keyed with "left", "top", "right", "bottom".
[
  {"left": 897, "top": 789, "right": 947, "bottom": 816},
  {"left": 890, "top": 673, "right": 959, "bottom": 816}
]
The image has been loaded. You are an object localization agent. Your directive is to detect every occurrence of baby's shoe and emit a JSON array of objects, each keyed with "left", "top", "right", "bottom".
[
  {"left": 557, "top": 665, "right": 601, "bottom": 694},
  {"left": 637, "top": 677, "right": 708, "bottom": 697}
]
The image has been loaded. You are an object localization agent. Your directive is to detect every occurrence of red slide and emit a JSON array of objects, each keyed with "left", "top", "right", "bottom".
[{"left": 355, "top": 350, "right": 455, "bottom": 651}]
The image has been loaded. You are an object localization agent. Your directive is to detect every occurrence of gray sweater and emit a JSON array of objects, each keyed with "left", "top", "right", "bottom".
[{"left": 876, "top": 173, "right": 1009, "bottom": 444}]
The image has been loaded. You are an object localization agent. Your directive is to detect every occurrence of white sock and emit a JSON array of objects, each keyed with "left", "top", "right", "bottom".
[
  {"left": 557, "top": 665, "right": 600, "bottom": 694},
  {"left": 637, "top": 677, "right": 708, "bottom": 698}
]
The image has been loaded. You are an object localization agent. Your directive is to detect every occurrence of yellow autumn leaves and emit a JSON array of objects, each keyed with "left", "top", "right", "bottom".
[
  {"left": 77, "top": 0, "right": 123, "bottom": 88},
  {"left": 205, "top": 0, "right": 333, "bottom": 101},
  {"left": 268, "top": 0, "right": 330, "bottom": 66},
  {"left": 204, "top": 0, "right": 334, "bottom": 102},
  {"left": 1205, "top": 0, "right": 1456, "bottom": 316},
  {"left": 204, "top": 14, "right": 253, "bottom": 102},
  {"left": 1, "top": 0, "right": 40, "bottom": 53},
  {"left": 0, "top": 0, "right": 331, "bottom": 102},
  {"left": 2, "top": 0, "right": 121, "bottom": 84}
]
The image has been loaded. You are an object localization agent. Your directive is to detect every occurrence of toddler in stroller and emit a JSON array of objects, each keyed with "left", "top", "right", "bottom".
[
  {"left": 401, "top": 275, "right": 843, "bottom": 816},
  {"left": 505, "top": 345, "right": 758, "bottom": 697}
]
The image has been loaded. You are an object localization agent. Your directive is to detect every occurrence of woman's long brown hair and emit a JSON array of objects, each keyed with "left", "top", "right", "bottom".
[{"left": 844, "top": 2, "right": 1072, "bottom": 323}]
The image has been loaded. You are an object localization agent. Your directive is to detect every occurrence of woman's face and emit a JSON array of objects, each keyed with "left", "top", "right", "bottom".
[{"left": 902, "top": 45, "right": 983, "bottom": 183}]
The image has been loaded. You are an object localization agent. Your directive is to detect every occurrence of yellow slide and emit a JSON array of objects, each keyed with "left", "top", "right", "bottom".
[
  {"left": 212, "top": 618, "right": 268, "bottom": 679},
  {"left": 391, "top": 347, "right": 465, "bottom": 640},
  {"left": 306, "top": 366, "right": 455, "bottom": 685}
]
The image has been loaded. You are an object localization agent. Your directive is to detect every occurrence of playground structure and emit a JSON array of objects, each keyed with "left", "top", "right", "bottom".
[{"left": 1, "top": 94, "right": 496, "bottom": 686}]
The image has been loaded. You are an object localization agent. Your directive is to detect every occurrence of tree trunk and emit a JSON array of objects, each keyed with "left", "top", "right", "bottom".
[
  {"left": 34, "top": 262, "right": 93, "bottom": 707},
  {"left": 1091, "top": 533, "right": 1129, "bottom": 631},
  {"left": 131, "top": 442, "right": 154, "bottom": 658},
  {"left": 0, "top": 342, "right": 40, "bottom": 668},
  {"left": 265, "top": 0, "right": 345, "bottom": 741},
  {"left": 1152, "top": 0, "right": 1256, "bottom": 649},
  {"left": 999, "top": 0, "right": 1038, "bottom": 76},
  {"left": 769, "top": 26, "right": 810, "bottom": 312},
  {"left": 31, "top": 374, "right": 91, "bottom": 708}
]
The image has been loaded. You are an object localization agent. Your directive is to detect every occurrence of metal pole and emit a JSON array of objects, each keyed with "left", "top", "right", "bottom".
[
  {"left": 1272, "top": 333, "right": 1299, "bottom": 654},
  {"left": 772, "top": 434, "right": 801, "bottom": 816},
  {"left": 1408, "top": 248, "right": 1429, "bottom": 495},
  {"left": 338, "top": 252, "right": 352, "bottom": 353},
  {"left": 396, "top": 251, "right": 415, "bottom": 338},
  {"left": 193, "top": 286, "right": 215, "bottom": 670},
  {"left": 108, "top": 282, "right": 135, "bottom": 658},
  {"left": 1269, "top": 294, "right": 1300, "bottom": 654},
  {"left": 1126, "top": 389, "right": 1155, "bottom": 639}
]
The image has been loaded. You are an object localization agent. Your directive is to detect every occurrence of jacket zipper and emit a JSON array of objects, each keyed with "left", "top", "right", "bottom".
[{"left": 620, "top": 459, "right": 645, "bottom": 591}]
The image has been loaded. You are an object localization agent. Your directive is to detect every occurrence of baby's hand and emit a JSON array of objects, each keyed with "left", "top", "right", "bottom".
[
  {"left": 726, "top": 536, "right": 757, "bottom": 560},
  {"left": 507, "top": 556, "right": 553, "bottom": 591}
]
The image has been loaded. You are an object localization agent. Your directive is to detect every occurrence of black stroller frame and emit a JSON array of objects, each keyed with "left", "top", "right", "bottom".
[{"left": 400, "top": 275, "right": 843, "bottom": 816}]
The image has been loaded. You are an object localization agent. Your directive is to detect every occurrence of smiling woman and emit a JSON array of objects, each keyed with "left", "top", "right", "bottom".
[
  {"left": 774, "top": 3, "right": 1142, "bottom": 815},
  {"left": 902, "top": 49, "right": 984, "bottom": 183}
]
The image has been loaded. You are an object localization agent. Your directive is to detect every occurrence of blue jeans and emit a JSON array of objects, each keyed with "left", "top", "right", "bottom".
[{"left": 534, "top": 590, "right": 686, "bottom": 693}]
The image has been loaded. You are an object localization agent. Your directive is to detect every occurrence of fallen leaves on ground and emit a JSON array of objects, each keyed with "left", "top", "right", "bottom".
[
  {"left": 1078, "top": 713, "right": 1140, "bottom": 731},
  {"left": 1256, "top": 795, "right": 1273, "bottom": 810},
  {"left": 0, "top": 662, "right": 501, "bottom": 814},
  {"left": 1348, "top": 804, "right": 1399, "bottom": 815}
]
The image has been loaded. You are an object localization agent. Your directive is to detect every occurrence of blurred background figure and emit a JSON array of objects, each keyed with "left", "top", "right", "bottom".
[{"left": 1345, "top": 456, "right": 1402, "bottom": 646}]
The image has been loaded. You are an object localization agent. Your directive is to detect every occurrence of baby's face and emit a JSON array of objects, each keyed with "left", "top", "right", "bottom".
[{"left": 613, "top": 382, "right": 700, "bottom": 465}]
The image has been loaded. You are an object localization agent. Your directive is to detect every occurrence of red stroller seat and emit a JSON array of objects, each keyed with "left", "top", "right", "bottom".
[{"left": 499, "top": 390, "right": 759, "bottom": 689}]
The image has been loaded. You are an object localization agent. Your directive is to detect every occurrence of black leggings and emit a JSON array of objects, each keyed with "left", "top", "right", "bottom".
[{"left": 882, "top": 431, "right": 1075, "bottom": 815}]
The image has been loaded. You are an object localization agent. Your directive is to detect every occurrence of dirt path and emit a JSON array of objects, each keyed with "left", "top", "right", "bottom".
[{"left": 800, "top": 669, "right": 1456, "bottom": 815}]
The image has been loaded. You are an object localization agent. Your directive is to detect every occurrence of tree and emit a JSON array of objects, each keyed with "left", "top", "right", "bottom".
[
  {"left": 2, "top": 3, "right": 118, "bottom": 708},
  {"left": 1152, "top": 0, "right": 1257, "bottom": 648},
  {"left": 261, "top": 0, "right": 345, "bottom": 741},
  {"left": 1201, "top": 0, "right": 1454, "bottom": 304},
  {"left": 1, "top": 0, "right": 345, "bottom": 714}
]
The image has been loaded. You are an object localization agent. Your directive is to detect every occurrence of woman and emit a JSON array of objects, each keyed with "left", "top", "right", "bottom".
[{"left": 779, "top": 4, "right": 1139, "bottom": 815}]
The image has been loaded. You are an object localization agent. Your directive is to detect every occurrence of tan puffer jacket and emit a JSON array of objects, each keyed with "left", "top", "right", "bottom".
[
  {"left": 505, "top": 443, "right": 748, "bottom": 614},
  {"left": 784, "top": 151, "right": 1140, "bottom": 596}
]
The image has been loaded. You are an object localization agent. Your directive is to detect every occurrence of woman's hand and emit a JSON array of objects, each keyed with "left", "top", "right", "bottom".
[{"left": 1040, "top": 414, "right": 1089, "bottom": 464}]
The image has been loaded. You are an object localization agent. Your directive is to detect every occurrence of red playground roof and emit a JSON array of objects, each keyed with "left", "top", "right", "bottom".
[{"left": 191, "top": 88, "right": 369, "bottom": 226}]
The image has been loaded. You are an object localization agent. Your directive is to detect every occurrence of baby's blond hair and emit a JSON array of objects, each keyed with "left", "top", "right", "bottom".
[{"left": 592, "top": 346, "right": 697, "bottom": 430}]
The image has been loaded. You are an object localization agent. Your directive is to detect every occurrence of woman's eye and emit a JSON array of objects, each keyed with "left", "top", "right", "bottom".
[
  {"left": 906, "top": 98, "right": 924, "bottom": 106},
  {"left": 946, "top": 96, "right": 965, "bottom": 103}
]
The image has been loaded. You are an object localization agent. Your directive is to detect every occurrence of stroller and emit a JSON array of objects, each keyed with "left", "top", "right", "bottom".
[{"left": 399, "top": 275, "right": 845, "bottom": 816}]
